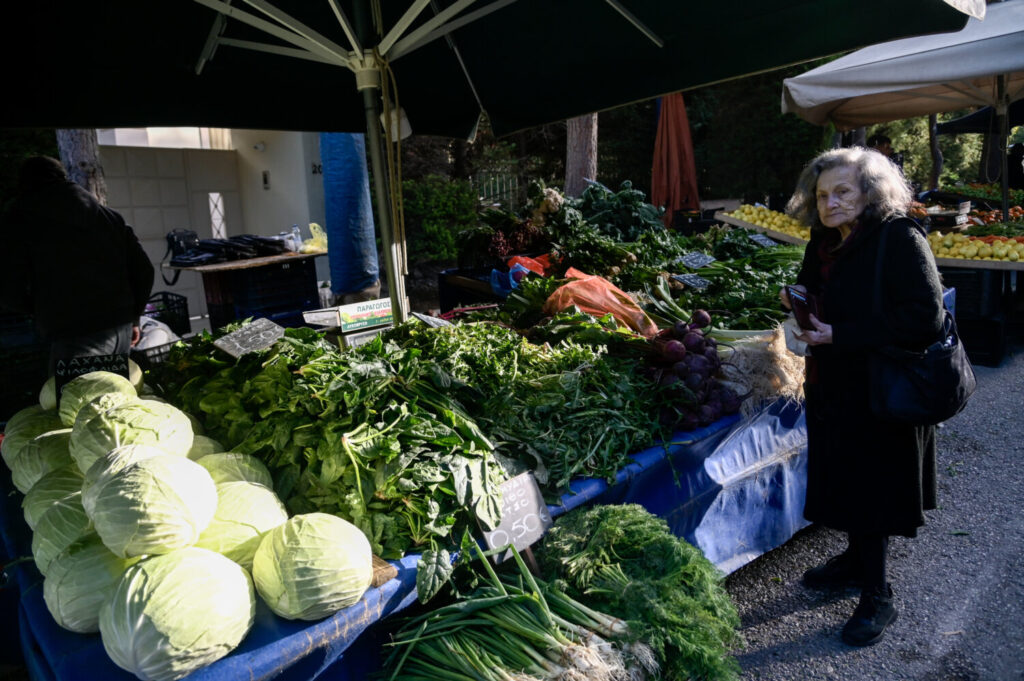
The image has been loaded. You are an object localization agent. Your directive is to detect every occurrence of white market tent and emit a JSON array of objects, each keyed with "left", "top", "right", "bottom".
[{"left": 781, "top": 0, "right": 1024, "bottom": 129}]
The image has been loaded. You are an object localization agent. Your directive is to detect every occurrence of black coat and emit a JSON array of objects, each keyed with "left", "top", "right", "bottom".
[
  {"left": 0, "top": 180, "right": 154, "bottom": 340},
  {"left": 797, "top": 216, "right": 944, "bottom": 537}
]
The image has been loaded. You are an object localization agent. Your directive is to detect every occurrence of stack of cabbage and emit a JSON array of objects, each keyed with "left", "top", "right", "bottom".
[{"left": 3, "top": 370, "right": 374, "bottom": 681}]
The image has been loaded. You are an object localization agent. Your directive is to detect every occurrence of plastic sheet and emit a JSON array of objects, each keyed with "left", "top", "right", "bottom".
[
  {"left": 2, "top": 399, "right": 808, "bottom": 681},
  {"left": 544, "top": 268, "right": 660, "bottom": 337}
]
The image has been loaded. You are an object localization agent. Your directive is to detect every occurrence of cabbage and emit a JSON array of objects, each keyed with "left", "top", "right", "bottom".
[
  {"left": 99, "top": 547, "right": 255, "bottom": 681},
  {"left": 40, "top": 377, "right": 57, "bottom": 410},
  {"left": 43, "top": 536, "right": 138, "bottom": 633},
  {"left": 1, "top": 406, "right": 63, "bottom": 471},
  {"left": 252, "top": 513, "right": 373, "bottom": 620},
  {"left": 128, "top": 359, "right": 144, "bottom": 391},
  {"left": 31, "top": 493, "right": 93, "bottom": 576},
  {"left": 196, "top": 452, "right": 272, "bottom": 487},
  {"left": 69, "top": 399, "right": 193, "bottom": 474},
  {"left": 81, "top": 444, "right": 169, "bottom": 517},
  {"left": 11, "top": 428, "right": 73, "bottom": 494},
  {"left": 195, "top": 481, "right": 288, "bottom": 570},
  {"left": 90, "top": 454, "right": 217, "bottom": 557},
  {"left": 22, "top": 465, "right": 84, "bottom": 530},
  {"left": 58, "top": 371, "right": 137, "bottom": 427},
  {"left": 73, "top": 392, "right": 138, "bottom": 434},
  {"left": 186, "top": 435, "right": 223, "bottom": 461}
]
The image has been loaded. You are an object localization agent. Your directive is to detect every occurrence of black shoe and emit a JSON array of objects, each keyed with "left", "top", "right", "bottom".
[
  {"left": 842, "top": 584, "right": 897, "bottom": 646},
  {"left": 802, "top": 552, "right": 864, "bottom": 590}
]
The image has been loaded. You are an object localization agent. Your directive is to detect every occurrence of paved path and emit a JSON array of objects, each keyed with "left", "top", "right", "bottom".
[{"left": 725, "top": 343, "right": 1024, "bottom": 681}]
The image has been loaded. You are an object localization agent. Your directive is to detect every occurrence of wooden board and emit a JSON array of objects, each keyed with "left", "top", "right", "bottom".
[
  {"left": 933, "top": 256, "right": 1024, "bottom": 271},
  {"left": 163, "top": 251, "right": 324, "bottom": 273},
  {"left": 371, "top": 554, "right": 398, "bottom": 587},
  {"left": 713, "top": 212, "right": 809, "bottom": 246}
]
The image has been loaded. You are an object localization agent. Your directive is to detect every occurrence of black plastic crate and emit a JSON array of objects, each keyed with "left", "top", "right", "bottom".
[
  {"left": 143, "top": 292, "right": 191, "bottom": 336},
  {"left": 230, "top": 259, "right": 319, "bottom": 311},
  {"left": 130, "top": 340, "right": 180, "bottom": 371},
  {"left": 958, "top": 314, "right": 1008, "bottom": 367},
  {"left": 438, "top": 268, "right": 503, "bottom": 313},
  {"left": 938, "top": 268, "right": 1006, "bottom": 319}
]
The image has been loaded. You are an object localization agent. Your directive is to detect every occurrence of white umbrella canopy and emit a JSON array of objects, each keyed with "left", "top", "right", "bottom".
[{"left": 781, "top": 0, "right": 1024, "bottom": 130}]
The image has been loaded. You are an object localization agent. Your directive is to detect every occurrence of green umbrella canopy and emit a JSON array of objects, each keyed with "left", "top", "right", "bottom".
[{"left": 0, "top": 0, "right": 978, "bottom": 138}]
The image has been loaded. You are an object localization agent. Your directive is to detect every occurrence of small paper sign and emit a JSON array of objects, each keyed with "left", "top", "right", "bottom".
[
  {"left": 337, "top": 298, "right": 393, "bottom": 332},
  {"left": 481, "top": 472, "right": 553, "bottom": 563},
  {"left": 411, "top": 312, "right": 453, "bottom": 328},
  {"left": 748, "top": 232, "right": 779, "bottom": 247},
  {"left": 957, "top": 201, "right": 972, "bottom": 215},
  {"left": 54, "top": 353, "right": 130, "bottom": 395},
  {"left": 676, "top": 252, "right": 717, "bottom": 270},
  {"left": 213, "top": 318, "right": 285, "bottom": 358},
  {"left": 672, "top": 273, "right": 712, "bottom": 290},
  {"left": 955, "top": 214, "right": 968, "bottom": 225}
]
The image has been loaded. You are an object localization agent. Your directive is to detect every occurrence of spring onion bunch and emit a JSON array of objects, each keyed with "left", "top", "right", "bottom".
[{"left": 381, "top": 547, "right": 658, "bottom": 681}]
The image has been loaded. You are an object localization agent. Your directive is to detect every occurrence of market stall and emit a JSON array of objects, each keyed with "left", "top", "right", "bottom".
[{"left": 1, "top": 397, "right": 807, "bottom": 681}]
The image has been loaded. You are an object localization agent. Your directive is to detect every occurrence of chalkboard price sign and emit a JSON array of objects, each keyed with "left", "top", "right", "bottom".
[
  {"left": 54, "top": 353, "right": 130, "bottom": 395},
  {"left": 676, "top": 252, "right": 717, "bottom": 270},
  {"left": 481, "top": 472, "right": 553, "bottom": 563},
  {"left": 748, "top": 233, "right": 780, "bottom": 248},
  {"left": 671, "top": 273, "right": 712, "bottom": 290},
  {"left": 213, "top": 318, "right": 286, "bottom": 358}
]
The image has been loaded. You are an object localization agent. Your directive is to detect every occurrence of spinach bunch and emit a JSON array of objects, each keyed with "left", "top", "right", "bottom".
[{"left": 153, "top": 327, "right": 504, "bottom": 562}]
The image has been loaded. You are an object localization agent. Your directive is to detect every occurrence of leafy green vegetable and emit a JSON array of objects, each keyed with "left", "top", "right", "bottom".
[
  {"left": 538, "top": 504, "right": 742, "bottom": 681},
  {"left": 99, "top": 547, "right": 255, "bottom": 681},
  {"left": 252, "top": 513, "right": 372, "bottom": 620}
]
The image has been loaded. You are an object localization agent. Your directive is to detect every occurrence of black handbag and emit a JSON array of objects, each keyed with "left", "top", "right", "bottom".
[
  {"left": 162, "top": 229, "right": 202, "bottom": 285},
  {"left": 868, "top": 226, "right": 976, "bottom": 425}
]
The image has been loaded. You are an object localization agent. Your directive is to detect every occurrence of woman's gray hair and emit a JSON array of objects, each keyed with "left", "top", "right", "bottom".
[{"left": 786, "top": 147, "right": 913, "bottom": 231}]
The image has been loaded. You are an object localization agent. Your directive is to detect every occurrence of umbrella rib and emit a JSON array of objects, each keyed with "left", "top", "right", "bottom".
[
  {"left": 389, "top": 0, "right": 517, "bottom": 61},
  {"left": 379, "top": 0, "right": 433, "bottom": 56},
  {"left": 192, "top": 0, "right": 351, "bottom": 66},
  {"left": 241, "top": 0, "right": 353, "bottom": 62},
  {"left": 326, "top": 0, "right": 363, "bottom": 54},
  {"left": 430, "top": 0, "right": 484, "bottom": 110},
  {"left": 603, "top": 0, "right": 663, "bottom": 48}
]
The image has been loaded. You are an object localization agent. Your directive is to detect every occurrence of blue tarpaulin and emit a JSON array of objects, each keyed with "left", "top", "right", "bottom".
[
  {"left": 320, "top": 133, "right": 379, "bottom": 296},
  {"left": 2, "top": 399, "right": 808, "bottom": 681}
]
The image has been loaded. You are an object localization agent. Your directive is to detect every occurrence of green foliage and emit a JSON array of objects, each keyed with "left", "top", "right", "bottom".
[
  {"left": 402, "top": 174, "right": 480, "bottom": 262},
  {"left": 597, "top": 100, "right": 659, "bottom": 199},
  {"left": 538, "top": 504, "right": 742, "bottom": 681},
  {"left": 868, "top": 114, "right": 983, "bottom": 189},
  {"left": 687, "top": 64, "right": 828, "bottom": 201}
]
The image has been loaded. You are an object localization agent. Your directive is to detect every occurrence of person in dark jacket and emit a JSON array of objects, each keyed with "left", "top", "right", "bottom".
[
  {"left": 780, "top": 147, "right": 944, "bottom": 647},
  {"left": 0, "top": 156, "right": 154, "bottom": 372}
]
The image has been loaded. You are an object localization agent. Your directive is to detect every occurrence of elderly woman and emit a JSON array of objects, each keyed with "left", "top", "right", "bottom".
[{"left": 780, "top": 147, "right": 945, "bottom": 646}]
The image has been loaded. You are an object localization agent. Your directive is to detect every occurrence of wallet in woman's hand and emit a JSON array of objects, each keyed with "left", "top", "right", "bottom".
[{"left": 786, "top": 286, "right": 820, "bottom": 330}]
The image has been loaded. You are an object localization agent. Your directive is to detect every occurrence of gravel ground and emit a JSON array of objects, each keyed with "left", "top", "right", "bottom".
[{"left": 725, "top": 341, "right": 1024, "bottom": 681}]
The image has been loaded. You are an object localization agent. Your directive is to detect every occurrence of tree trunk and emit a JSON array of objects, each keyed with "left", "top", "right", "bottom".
[
  {"left": 928, "top": 114, "right": 943, "bottom": 191},
  {"left": 565, "top": 113, "right": 598, "bottom": 197},
  {"left": 56, "top": 129, "right": 107, "bottom": 204}
]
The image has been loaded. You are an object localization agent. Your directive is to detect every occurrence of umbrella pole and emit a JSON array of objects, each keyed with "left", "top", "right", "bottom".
[
  {"left": 362, "top": 86, "right": 408, "bottom": 324},
  {"left": 997, "top": 75, "right": 1010, "bottom": 221}
]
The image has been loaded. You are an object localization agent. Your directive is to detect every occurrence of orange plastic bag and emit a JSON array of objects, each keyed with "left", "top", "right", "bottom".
[
  {"left": 507, "top": 254, "right": 552, "bottom": 276},
  {"left": 543, "top": 267, "right": 660, "bottom": 338}
]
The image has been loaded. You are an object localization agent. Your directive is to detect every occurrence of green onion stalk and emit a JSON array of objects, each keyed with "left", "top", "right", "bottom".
[{"left": 381, "top": 546, "right": 658, "bottom": 681}]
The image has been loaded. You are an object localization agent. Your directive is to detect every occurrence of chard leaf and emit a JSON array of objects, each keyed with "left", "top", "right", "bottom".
[{"left": 416, "top": 549, "right": 453, "bottom": 603}]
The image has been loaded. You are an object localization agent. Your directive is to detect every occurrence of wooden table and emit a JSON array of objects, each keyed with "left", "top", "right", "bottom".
[{"left": 165, "top": 252, "right": 326, "bottom": 330}]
